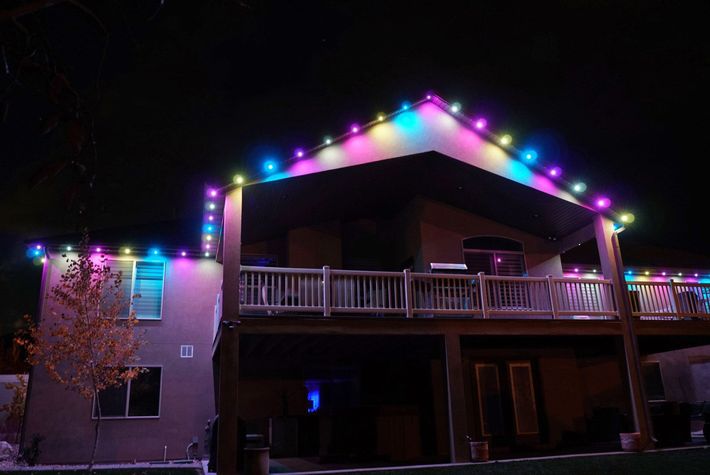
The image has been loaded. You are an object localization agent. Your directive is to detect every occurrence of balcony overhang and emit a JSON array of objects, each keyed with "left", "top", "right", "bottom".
[{"left": 238, "top": 151, "right": 598, "bottom": 244}]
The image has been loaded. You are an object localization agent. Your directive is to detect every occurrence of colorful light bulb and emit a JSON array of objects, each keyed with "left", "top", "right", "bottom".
[
  {"left": 66, "top": 245, "right": 72, "bottom": 251},
  {"left": 474, "top": 118, "right": 487, "bottom": 130},
  {"left": 95, "top": 247, "right": 102, "bottom": 253},
  {"left": 324, "top": 136, "right": 332, "bottom": 145},
  {"left": 204, "top": 252, "right": 210, "bottom": 257},
  {"left": 264, "top": 161, "right": 276, "bottom": 173},
  {"left": 401, "top": 101, "right": 411, "bottom": 110},
  {"left": 208, "top": 202, "right": 216, "bottom": 210},
  {"left": 295, "top": 148, "right": 304, "bottom": 158},
  {"left": 595, "top": 197, "right": 611, "bottom": 209},
  {"left": 548, "top": 166, "right": 562, "bottom": 177},
  {"left": 124, "top": 248, "right": 131, "bottom": 255},
  {"left": 620, "top": 213, "right": 635, "bottom": 224},
  {"left": 572, "top": 182, "right": 587, "bottom": 193},
  {"left": 377, "top": 114, "right": 385, "bottom": 122},
  {"left": 450, "top": 102, "right": 461, "bottom": 113},
  {"left": 522, "top": 150, "right": 538, "bottom": 161},
  {"left": 233, "top": 175, "right": 245, "bottom": 185},
  {"left": 350, "top": 124, "right": 360, "bottom": 133},
  {"left": 208, "top": 215, "right": 214, "bottom": 221},
  {"left": 209, "top": 189, "right": 217, "bottom": 197},
  {"left": 180, "top": 251, "right": 187, "bottom": 257},
  {"left": 500, "top": 134, "right": 512, "bottom": 146}
]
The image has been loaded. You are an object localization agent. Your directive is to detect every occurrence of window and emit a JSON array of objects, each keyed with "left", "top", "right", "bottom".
[
  {"left": 462, "top": 236, "right": 526, "bottom": 276},
  {"left": 642, "top": 362, "right": 666, "bottom": 401},
  {"left": 180, "top": 345, "right": 194, "bottom": 358},
  {"left": 508, "top": 362, "right": 539, "bottom": 435},
  {"left": 109, "top": 260, "right": 165, "bottom": 320},
  {"left": 93, "top": 367, "right": 162, "bottom": 418},
  {"left": 475, "top": 364, "right": 505, "bottom": 436}
]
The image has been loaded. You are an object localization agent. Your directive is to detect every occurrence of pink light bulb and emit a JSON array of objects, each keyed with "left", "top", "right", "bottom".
[
  {"left": 595, "top": 197, "right": 611, "bottom": 209},
  {"left": 475, "top": 118, "right": 487, "bottom": 130}
]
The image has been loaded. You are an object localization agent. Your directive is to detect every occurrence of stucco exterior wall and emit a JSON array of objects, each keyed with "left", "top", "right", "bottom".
[
  {"left": 23, "top": 254, "right": 221, "bottom": 464},
  {"left": 416, "top": 198, "right": 563, "bottom": 275},
  {"left": 249, "top": 196, "right": 566, "bottom": 276},
  {"left": 460, "top": 340, "right": 627, "bottom": 449},
  {"left": 288, "top": 223, "right": 342, "bottom": 268},
  {"left": 642, "top": 345, "right": 710, "bottom": 402}
]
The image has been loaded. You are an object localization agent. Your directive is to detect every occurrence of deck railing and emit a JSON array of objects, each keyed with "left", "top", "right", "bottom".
[
  {"left": 239, "top": 266, "right": 620, "bottom": 319},
  {"left": 628, "top": 280, "right": 710, "bottom": 320}
]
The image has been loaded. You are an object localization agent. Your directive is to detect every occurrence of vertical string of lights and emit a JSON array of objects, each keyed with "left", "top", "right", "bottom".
[{"left": 202, "top": 186, "right": 223, "bottom": 257}]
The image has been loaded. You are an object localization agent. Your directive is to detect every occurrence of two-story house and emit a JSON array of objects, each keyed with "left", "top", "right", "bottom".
[{"left": 23, "top": 94, "right": 710, "bottom": 472}]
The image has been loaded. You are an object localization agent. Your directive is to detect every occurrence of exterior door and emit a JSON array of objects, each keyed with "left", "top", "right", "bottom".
[{"left": 472, "top": 360, "right": 541, "bottom": 447}]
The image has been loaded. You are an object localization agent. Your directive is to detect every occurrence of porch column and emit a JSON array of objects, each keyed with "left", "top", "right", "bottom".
[
  {"left": 444, "top": 333, "right": 469, "bottom": 462},
  {"left": 594, "top": 214, "right": 653, "bottom": 449},
  {"left": 222, "top": 186, "right": 243, "bottom": 320},
  {"left": 217, "top": 186, "right": 243, "bottom": 474},
  {"left": 217, "top": 324, "right": 240, "bottom": 475}
]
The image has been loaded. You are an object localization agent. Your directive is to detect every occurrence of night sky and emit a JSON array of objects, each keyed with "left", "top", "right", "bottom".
[{"left": 1, "top": 1, "right": 709, "bottom": 335}]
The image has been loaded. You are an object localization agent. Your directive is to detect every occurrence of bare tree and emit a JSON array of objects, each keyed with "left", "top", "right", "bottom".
[{"left": 16, "top": 237, "right": 145, "bottom": 470}]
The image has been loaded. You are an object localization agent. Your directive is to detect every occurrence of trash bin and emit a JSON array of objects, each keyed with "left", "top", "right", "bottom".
[
  {"left": 243, "top": 446, "right": 270, "bottom": 475},
  {"left": 619, "top": 432, "right": 641, "bottom": 451},
  {"left": 469, "top": 441, "right": 489, "bottom": 462}
]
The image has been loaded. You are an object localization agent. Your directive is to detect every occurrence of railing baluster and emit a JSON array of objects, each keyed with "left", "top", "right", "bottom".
[
  {"left": 547, "top": 276, "right": 559, "bottom": 319},
  {"left": 323, "top": 266, "right": 331, "bottom": 317},
  {"left": 478, "top": 273, "right": 489, "bottom": 319}
]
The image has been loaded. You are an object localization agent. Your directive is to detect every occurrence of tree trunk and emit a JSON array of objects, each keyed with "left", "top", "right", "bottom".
[{"left": 89, "top": 389, "right": 101, "bottom": 472}]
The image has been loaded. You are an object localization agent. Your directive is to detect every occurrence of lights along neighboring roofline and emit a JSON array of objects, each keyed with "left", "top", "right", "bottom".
[{"left": 565, "top": 265, "right": 710, "bottom": 280}]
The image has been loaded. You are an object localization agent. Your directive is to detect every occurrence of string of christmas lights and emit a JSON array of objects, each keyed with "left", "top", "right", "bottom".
[{"left": 29, "top": 90, "right": 638, "bottom": 263}]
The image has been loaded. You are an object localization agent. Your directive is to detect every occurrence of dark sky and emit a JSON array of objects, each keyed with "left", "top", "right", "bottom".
[{"left": 1, "top": 1, "right": 709, "bottom": 331}]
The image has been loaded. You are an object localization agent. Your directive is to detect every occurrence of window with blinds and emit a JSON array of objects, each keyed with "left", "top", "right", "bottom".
[
  {"left": 462, "top": 236, "right": 527, "bottom": 277},
  {"left": 109, "top": 259, "right": 165, "bottom": 320},
  {"left": 464, "top": 251, "right": 526, "bottom": 276}
]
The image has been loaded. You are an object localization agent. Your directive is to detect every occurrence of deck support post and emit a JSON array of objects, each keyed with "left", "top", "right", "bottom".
[
  {"left": 444, "top": 333, "right": 469, "bottom": 462},
  {"left": 217, "top": 325, "right": 240, "bottom": 475},
  {"left": 594, "top": 214, "right": 653, "bottom": 450},
  {"left": 217, "top": 186, "right": 243, "bottom": 474}
]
